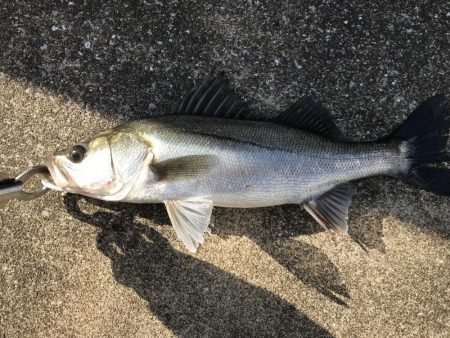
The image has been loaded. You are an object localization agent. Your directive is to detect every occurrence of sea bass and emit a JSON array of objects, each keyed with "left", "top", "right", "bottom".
[{"left": 45, "top": 74, "right": 450, "bottom": 252}]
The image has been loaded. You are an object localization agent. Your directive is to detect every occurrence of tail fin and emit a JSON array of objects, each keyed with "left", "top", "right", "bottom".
[{"left": 391, "top": 95, "right": 450, "bottom": 196}]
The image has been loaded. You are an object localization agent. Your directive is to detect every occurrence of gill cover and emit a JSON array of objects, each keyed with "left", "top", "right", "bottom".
[{"left": 105, "top": 131, "right": 153, "bottom": 200}]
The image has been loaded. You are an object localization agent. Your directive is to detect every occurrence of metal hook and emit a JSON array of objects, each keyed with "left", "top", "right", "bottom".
[{"left": 0, "top": 166, "right": 50, "bottom": 207}]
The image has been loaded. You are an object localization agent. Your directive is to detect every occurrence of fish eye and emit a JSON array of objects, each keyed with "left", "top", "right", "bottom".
[{"left": 69, "top": 144, "right": 87, "bottom": 163}]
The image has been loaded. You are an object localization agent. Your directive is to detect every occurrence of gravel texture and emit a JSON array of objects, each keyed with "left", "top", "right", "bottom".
[{"left": 1, "top": 1, "right": 449, "bottom": 337}]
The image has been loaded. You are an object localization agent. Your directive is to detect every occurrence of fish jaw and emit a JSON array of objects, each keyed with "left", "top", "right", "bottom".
[
  {"left": 46, "top": 156, "right": 71, "bottom": 190},
  {"left": 45, "top": 155, "right": 92, "bottom": 194},
  {"left": 45, "top": 155, "right": 126, "bottom": 199}
]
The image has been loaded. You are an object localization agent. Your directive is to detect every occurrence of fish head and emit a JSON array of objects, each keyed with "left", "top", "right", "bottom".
[{"left": 47, "top": 129, "right": 152, "bottom": 199}]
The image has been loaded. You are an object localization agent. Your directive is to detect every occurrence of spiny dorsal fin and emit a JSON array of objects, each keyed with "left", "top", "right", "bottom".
[
  {"left": 151, "top": 155, "right": 219, "bottom": 181},
  {"left": 164, "top": 198, "right": 213, "bottom": 252},
  {"left": 303, "top": 183, "right": 355, "bottom": 233},
  {"left": 274, "top": 94, "right": 344, "bottom": 139},
  {"left": 174, "top": 73, "right": 259, "bottom": 119}
]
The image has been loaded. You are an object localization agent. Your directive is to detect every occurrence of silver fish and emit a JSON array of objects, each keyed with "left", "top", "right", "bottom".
[{"left": 45, "top": 74, "right": 450, "bottom": 252}]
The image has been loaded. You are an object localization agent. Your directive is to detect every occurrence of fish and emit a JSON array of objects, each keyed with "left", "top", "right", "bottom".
[{"left": 44, "top": 73, "right": 450, "bottom": 252}]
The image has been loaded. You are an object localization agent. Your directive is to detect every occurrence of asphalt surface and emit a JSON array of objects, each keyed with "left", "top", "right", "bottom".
[{"left": 1, "top": 1, "right": 449, "bottom": 337}]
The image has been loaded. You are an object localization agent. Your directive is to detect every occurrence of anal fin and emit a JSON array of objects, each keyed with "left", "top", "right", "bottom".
[
  {"left": 304, "top": 183, "right": 355, "bottom": 233},
  {"left": 164, "top": 198, "right": 213, "bottom": 253}
]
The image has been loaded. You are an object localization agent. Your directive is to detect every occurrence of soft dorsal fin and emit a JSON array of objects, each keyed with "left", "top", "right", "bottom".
[
  {"left": 274, "top": 94, "right": 344, "bottom": 139},
  {"left": 164, "top": 198, "right": 213, "bottom": 252},
  {"left": 303, "top": 183, "right": 355, "bottom": 233},
  {"left": 174, "top": 73, "right": 259, "bottom": 119}
]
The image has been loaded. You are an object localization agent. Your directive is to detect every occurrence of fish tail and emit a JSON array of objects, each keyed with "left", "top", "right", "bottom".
[{"left": 390, "top": 95, "right": 450, "bottom": 196}]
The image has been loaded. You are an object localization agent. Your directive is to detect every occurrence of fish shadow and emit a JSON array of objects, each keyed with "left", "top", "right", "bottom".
[
  {"left": 212, "top": 206, "right": 351, "bottom": 307},
  {"left": 348, "top": 177, "right": 450, "bottom": 250},
  {"left": 64, "top": 194, "right": 332, "bottom": 337},
  {"left": 65, "top": 193, "right": 352, "bottom": 307},
  {"left": 209, "top": 178, "right": 450, "bottom": 306}
]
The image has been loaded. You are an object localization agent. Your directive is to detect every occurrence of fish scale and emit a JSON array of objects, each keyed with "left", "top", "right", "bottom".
[{"left": 123, "top": 115, "right": 406, "bottom": 208}]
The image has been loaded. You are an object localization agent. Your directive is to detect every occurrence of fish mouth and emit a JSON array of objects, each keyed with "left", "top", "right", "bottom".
[{"left": 45, "top": 157, "right": 69, "bottom": 190}]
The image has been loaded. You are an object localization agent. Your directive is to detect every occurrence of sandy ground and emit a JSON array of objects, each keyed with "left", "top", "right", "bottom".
[{"left": 1, "top": 1, "right": 449, "bottom": 337}]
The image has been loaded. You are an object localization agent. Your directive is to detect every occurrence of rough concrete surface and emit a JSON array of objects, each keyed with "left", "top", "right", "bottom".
[{"left": 0, "top": 1, "right": 449, "bottom": 337}]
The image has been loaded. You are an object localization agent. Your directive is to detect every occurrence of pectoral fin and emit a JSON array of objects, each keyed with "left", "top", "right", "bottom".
[
  {"left": 152, "top": 155, "right": 219, "bottom": 181},
  {"left": 303, "top": 183, "right": 355, "bottom": 233},
  {"left": 164, "top": 199, "right": 213, "bottom": 252}
]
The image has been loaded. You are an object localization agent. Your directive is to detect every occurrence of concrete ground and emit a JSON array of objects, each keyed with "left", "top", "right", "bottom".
[{"left": 1, "top": 1, "right": 449, "bottom": 337}]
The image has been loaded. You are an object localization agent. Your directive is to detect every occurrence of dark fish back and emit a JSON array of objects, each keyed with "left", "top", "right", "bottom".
[{"left": 127, "top": 115, "right": 337, "bottom": 154}]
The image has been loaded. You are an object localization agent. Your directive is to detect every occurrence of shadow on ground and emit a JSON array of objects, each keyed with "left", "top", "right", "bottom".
[
  {"left": 211, "top": 205, "right": 351, "bottom": 307},
  {"left": 63, "top": 177, "right": 450, "bottom": 319},
  {"left": 64, "top": 194, "right": 332, "bottom": 337}
]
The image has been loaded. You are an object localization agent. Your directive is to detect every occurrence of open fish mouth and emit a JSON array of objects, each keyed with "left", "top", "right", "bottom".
[
  {"left": 43, "top": 158, "right": 69, "bottom": 191},
  {"left": 41, "top": 176, "right": 61, "bottom": 191},
  {"left": 44, "top": 161, "right": 87, "bottom": 195}
]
